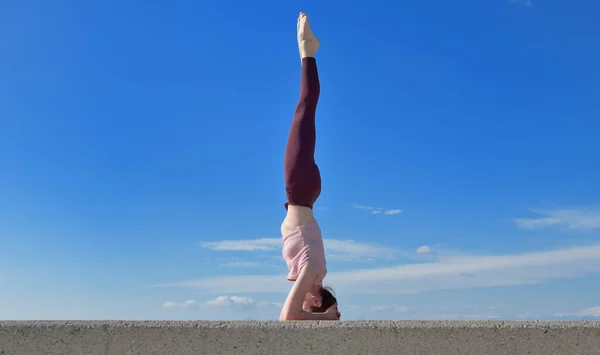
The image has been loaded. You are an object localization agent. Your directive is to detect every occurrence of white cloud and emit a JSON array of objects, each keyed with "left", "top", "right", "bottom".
[
  {"left": 509, "top": 0, "right": 533, "bottom": 7},
  {"left": 456, "top": 305, "right": 498, "bottom": 312},
  {"left": 163, "top": 296, "right": 281, "bottom": 311},
  {"left": 162, "top": 300, "right": 197, "bottom": 309},
  {"left": 579, "top": 307, "right": 600, "bottom": 317},
  {"left": 555, "top": 306, "right": 600, "bottom": 319},
  {"left": 516, "top": 313, "right": 542, "bottom": 320},
  {"left": 162, "top": 244, "right": 600, "bottom": 295},
  {"left": 384, "top": 209, "right": 403, "bottom": 215},
  {"left": 201, "top": 238, "right": 395, "bottom": 262},
  {"left": 219, "top": 261, "right": 261, "bottom": 268},
  {"left": 370, "top": 305, "right": 410, "bottom": 312},
  {"left": 205, "top": 296, "right": 254, "bottom": 307},
  {"left": 350, "top": 203, "right": 376, "bottom": 211},
  {"left": 440, "top": 314, "right": 501, "bottom": 320},
  {"left": 323, "top": 239, "right": 396, "bottom": 261},
  {"left": 345, "top": 304, "right": 409, "bottom": 313},
  {"left": 201, "top": 238, "right": 281, "bottom": 251},
  {"left": 204, "top": 296, "right": 281, "bottom": 309},
  {"left": 351, "top": 203, "right": 403, "bottom": 216},
  {"left": 514, "top": 208, "right": 600, "bottom": 230},
  {"left": 416, "top": 245, "right": 432, "bottom": 254}
]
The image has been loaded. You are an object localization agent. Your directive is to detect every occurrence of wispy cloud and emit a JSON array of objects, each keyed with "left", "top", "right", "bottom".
[
  {"left": 345, "top": 304, "right": 409, "bottom": 313},
  {"left": 448, "top": 305, "right": 498, "bottom": 312},
  {"left": 516, "top": 313, "right": 543, "bottom": 320},
  {"left": 578, "top": 307, "right": 600, "bottom": 317},
  {"left": 350, "top": 203, "right": 376, "bottom": 211},
  {"left": 509, "top": 0, "right": 533, "bottom": 7},
  {"left": 370, "top": 305, "right": 410, "bottom": 312},
  {"left": 205, "top": 296, "right": 281, "bottom": 309},
  {"left": 201, "top": 238, "right": 396, "bottom": 262},
  {"left": 162, "top": 300, "right": 197, "bottom": 309},
  {"left": 416, "top": 245, "right": 432, "bottom": 254},
  {"left": 163, "top": 296, "right": 281, "bottom": 310},
  {"left": 350, "top": 203, "right": 403, "bottom": 216},
  {"left": 201, "top": 238, "right": 281, "bottom": 251},
  {"left": 162, "top": 244, "right": 600, "bottom": 295},
  {"left": 514, "top": 208, "right": 600, "bottom": 230},
  {"left": 219, "top": 261, "right": 261, "bottom": 268},
  {"left": 322, "top": 239, "right": 396, "bottom": 261},
  {"left": 439, "top": 314, "right": 501, "bottom": 320},
  {"left": 555, "top": 306, "right": 600, "bottom": 319},
  {"left": 384, "top": 209, "right": 403, "bottom": 215}
]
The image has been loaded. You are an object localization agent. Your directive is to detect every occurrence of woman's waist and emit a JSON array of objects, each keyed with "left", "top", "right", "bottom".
[
  {"left": 284, "top": 205, "right": 316, "bottom": 224},
  {"left": 282, "top": 222, "right": 322, "bottom": 243}
]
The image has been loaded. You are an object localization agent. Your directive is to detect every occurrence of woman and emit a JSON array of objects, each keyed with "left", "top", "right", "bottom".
[{"left": 279, "top": 12, "right": 341, "bottom": 321}]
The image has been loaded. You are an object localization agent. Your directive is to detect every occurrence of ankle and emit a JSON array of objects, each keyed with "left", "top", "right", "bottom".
[{"left": 300, "top": 49, "right": 316, "bottom": 59}]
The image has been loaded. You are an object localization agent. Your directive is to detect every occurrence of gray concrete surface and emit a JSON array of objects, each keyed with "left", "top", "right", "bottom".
[{"left": 0, "top": 320, "right": 599, "bottom": 355}]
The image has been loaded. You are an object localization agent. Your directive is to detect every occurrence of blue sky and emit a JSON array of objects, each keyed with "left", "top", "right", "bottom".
[{"left": 1, "top": 0, "right": 600, "bottom": 321}]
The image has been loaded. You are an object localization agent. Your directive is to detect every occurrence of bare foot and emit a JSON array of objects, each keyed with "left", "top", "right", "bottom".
[{"left": 297, "top": 12, "right": 320, "bottom": 59}]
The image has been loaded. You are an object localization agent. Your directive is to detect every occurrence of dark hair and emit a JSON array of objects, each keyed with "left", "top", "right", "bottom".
[{"left": 309, "top": 286, "right": 337, "bottom": 313}]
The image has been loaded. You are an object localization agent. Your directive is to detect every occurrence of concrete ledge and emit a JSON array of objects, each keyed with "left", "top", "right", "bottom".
[{"left": 1, "top": 321, "right": 599, "bottom": 355}]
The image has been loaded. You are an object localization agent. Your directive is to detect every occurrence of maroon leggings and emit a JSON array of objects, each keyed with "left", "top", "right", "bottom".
[{"left": 284, "top": 57, "right": 321, "bottom": 210}]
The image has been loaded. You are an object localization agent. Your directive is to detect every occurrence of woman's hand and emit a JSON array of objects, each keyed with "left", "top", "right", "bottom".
[{"left": 323, "top": 303, "right": 341, "bottom": 320}]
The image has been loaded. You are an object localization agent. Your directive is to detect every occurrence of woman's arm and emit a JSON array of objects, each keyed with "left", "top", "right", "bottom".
[{"left": 280, "top": 264, "right": 333, "bottom": 320}]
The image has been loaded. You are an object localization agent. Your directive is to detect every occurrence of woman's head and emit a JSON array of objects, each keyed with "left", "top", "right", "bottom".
[{"left": 306, "top": 286, "right": 337, "bottom": 313}]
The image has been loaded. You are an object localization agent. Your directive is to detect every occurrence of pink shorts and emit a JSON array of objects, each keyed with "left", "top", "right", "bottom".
[{"left": 282, "top": 222, "right": 327, "bottom": 285}]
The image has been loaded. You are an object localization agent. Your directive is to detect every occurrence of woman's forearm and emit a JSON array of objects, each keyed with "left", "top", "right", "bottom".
[
  {"left": 280, "top": 309, "right": 329, "bottom": 321},
  {"left": 300, "top": 310, "right": 330, "bottom": 320}
]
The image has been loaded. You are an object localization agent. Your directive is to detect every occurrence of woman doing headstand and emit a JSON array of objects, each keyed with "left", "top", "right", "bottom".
[{"left": 279, "top": 12, "right": 340, "bottom": 321}]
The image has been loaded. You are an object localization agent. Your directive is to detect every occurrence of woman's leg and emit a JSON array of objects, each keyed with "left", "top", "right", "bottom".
[{"left": 284, "top": 14, "right": 322, "bottom": 209}]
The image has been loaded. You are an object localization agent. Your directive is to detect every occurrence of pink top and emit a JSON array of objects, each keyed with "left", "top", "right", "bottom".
[{"left": 282, "top": 222, "right": 327, "bottom": 285}]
